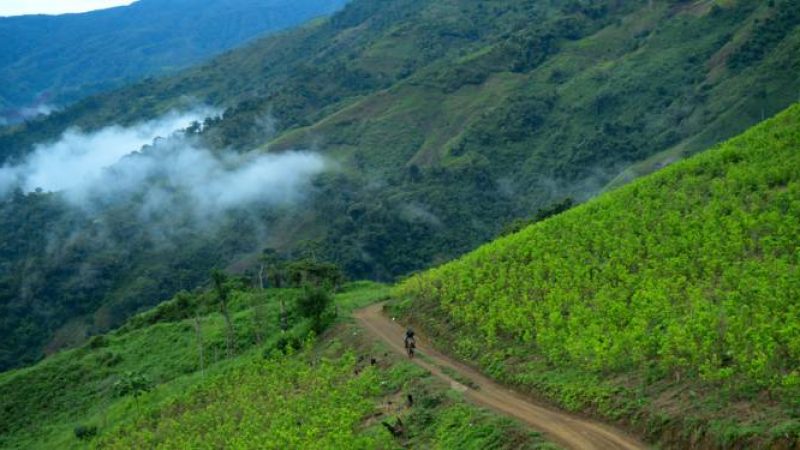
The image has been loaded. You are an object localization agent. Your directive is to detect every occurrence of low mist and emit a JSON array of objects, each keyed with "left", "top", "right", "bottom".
[
  {"left": 0, "top": 107, "right": 328, "bottom": 226},
  {"left": 106, "top": 138, "right": 327, "bottom": 222}
]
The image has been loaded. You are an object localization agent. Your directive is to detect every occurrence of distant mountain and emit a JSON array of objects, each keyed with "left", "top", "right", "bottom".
[
  {"left": 0, "top": 0, "right": 349, "bottom": 119},
  {"left": 1, "top": 0, "right": 799, "bottom": 372}
]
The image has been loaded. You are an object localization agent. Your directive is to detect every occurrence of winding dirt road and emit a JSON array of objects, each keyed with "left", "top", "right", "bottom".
[{"left": 354, "top": 303, "right": 648, "bottom": 450}]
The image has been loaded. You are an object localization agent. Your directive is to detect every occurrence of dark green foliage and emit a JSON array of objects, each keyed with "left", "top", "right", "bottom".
[
  {"left": 286, "top": 259, "right": 345, "bottom": 288},
  {"left": 127, "top": 291, "right": 196, "bottom": 328},
  {"left": 212, "top": 269, "right": 240, "bottom": 357},
  {"left": 258, "top": 251, "right": 345, "bottom": 288},
  {"left": 114, "top": 372, "right": 152, "bottom": 401},
  {"left": 73, "top": 425, "right": 97, "bottom": 441},
  {"left": 728, "top": 0, "right": 800, "bottom": 70},
  {"left": 297, "top": 285, "right": 334, "bottom": 333},
  {"left": 211, "top": 270, "right": 231, "bottom": 305},
  {"left": 0, "top": 188, "right": 264, "bottom": 370},
  {"left": 85, "top": 336, "right": 109, "bottom": 350},
  {"left": 274, "top": 335, "right": 304, "bottom": 355},
  {"left": 500, "top": 198, "right": 574, "bottom": 237}
]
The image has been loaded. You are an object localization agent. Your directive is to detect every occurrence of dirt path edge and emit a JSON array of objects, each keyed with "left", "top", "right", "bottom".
[{"left": 354, "top": 302, "right": 648, "bottom": 450}]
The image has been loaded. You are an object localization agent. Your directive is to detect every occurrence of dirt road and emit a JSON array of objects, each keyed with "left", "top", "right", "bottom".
[{"left": 354, "top": 303, "right": 648, "bottom": 450}]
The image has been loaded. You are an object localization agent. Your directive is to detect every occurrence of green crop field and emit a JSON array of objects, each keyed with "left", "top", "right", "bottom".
[
  {"left": 394, "top": 103, "right": 800, "bottom": 448},
  {"left": 95, "top": 346, "right": 393, "bottom": 449}
]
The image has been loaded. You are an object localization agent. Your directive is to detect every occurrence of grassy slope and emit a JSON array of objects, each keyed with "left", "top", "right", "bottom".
[
  {"left": 392, "top": 104, "right": 800, "bottom": 449},
  {"left": 0, "top": 281, "right": 556, "bottom": 449}
]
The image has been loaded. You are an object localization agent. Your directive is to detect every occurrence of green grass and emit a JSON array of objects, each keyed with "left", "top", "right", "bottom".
[
  {"left": 334, "top": 280, "right": 392, "bottom": 313},
  {"left": 393, "top": 103, "right": 800, "bottom": 448}
]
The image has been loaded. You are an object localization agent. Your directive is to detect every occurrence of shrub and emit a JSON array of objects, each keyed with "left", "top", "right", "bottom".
[{"left": 74, "top": 425, "right": 97, "bottom": 440}]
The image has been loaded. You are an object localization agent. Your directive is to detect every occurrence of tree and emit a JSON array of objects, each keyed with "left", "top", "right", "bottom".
[
  {"left": 251, "top": 296, "right": 267, "bottom": 345},
  {"left": 114, "top": 371, "right": 152, "bottom": 415},
  {"left": 212, "top": 269, "right": 236, "bottom": 358},
  {"left": 286, "top": 259, "right": 344, "bottom": 289},
  {"left": 194, "top": 314, "right": 205, "bottom": 377},
  {"left": 261, "top": 248, "right": 288, "bottom": 332},
  {"left": 297, "top": 285, "right": 334, "bottom": 333}
]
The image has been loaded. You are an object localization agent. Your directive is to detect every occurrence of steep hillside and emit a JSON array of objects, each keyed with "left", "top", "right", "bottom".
[
  {"left": 393, "top": 104, "right": 800, "bottom": 448},
  {"left": 0, "top": 281, "right": 555, "bottom": 449},
  {"left": 0, "top": 0, "right": 348, "bottom": 116},
  {"left": 1, "top": 0, "right": 800, "bottom": 371}
]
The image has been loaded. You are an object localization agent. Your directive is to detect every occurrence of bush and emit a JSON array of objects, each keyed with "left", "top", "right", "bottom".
[
  {"left": 74, "top": 425, "right": 97, "bottom": 440},
  {"left": 297, "top": 285, "right": 335, "bottom": 332},
  {"left": 86, "top": 335, "right": 109, "bottom": 349}
]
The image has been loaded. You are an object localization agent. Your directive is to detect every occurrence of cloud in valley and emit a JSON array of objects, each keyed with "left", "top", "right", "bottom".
[
  {"left": 0, "top": 108, "right": 328, "bottom": 224},
  {"left": 2, "top": 109, "right": 214, "bottom": 197}
]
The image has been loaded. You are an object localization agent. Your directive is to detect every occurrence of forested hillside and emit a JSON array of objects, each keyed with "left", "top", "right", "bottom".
[
  {"left": 2, "top": 0, "right": 800, "bottom": 371},
  {"left": 394, "top": 103, "right": 800, "bottom": 449},
  {"left": 0, "top": 0, "right": 348, "bottom": 116}
]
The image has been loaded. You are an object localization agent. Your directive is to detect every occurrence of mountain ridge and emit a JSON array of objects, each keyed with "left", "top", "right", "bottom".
[{"left": 0, "top": 0, "right": 349, "bottom": 115}]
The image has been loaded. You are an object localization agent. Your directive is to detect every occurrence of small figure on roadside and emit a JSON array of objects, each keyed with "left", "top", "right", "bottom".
[{"left": 404, "top": 328, "right": 416, "bottom": 358}]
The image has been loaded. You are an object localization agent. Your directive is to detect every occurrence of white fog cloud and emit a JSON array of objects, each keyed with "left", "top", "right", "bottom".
[
  {"left": 0, "top": 108, "right": 328, "bottom": 224},
  {"left": 7, "top": 109, "right": 214, "bottom": 196},
  {"left": 105, "top": 140, "right": 327, "bottom": 220}
]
